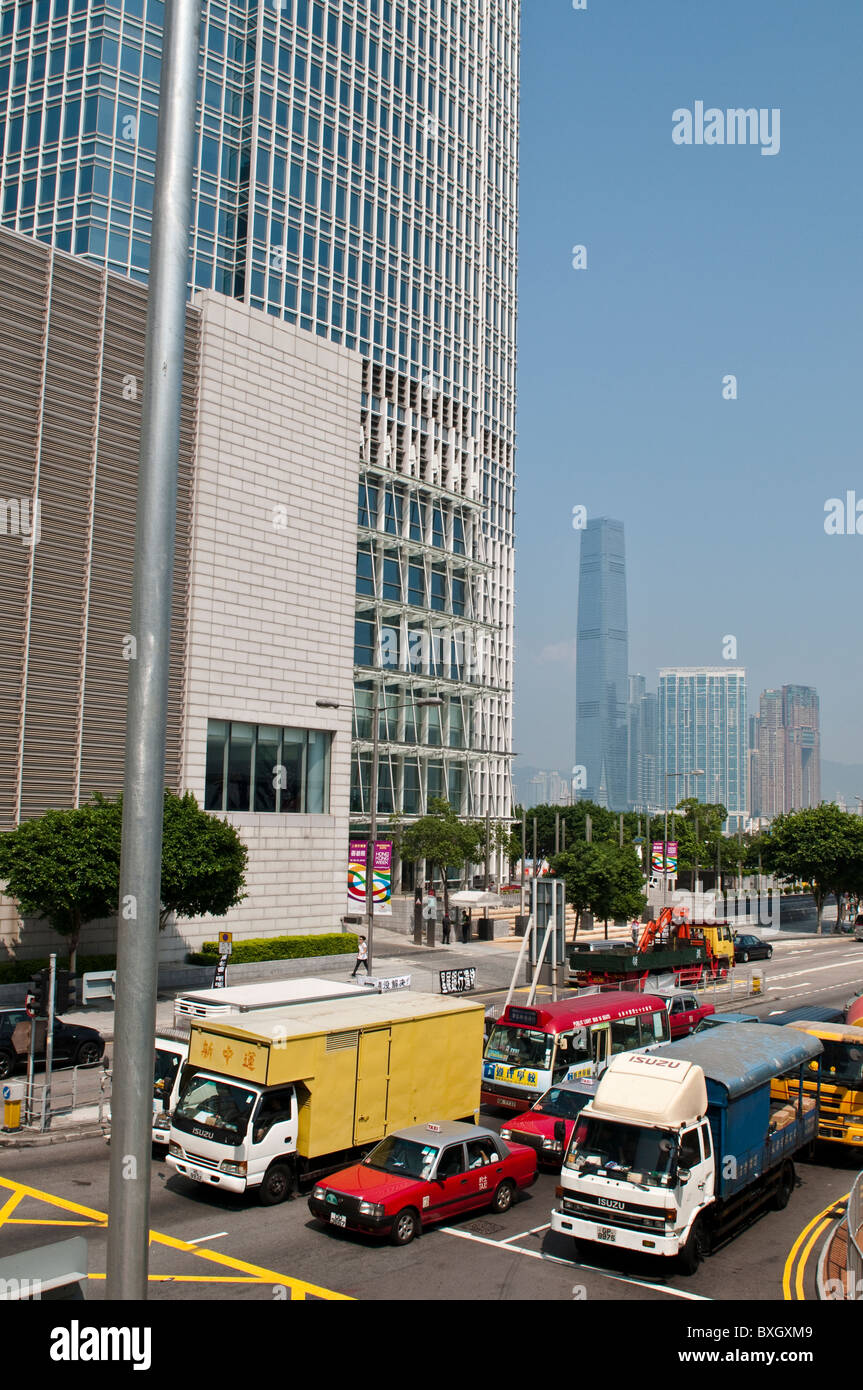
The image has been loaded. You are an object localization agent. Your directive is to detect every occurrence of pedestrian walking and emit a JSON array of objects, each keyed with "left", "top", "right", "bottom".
[
  {"left": 351, "top": 934, "right": 370, "bottom": 976},
  {"left": 462, "top": 910, "right": 471, "bottom": 944},
  {"left": 442, "top": 911, "right": 452, "bottom": 944}
]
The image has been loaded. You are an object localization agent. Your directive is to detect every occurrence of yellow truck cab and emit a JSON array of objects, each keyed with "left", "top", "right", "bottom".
[
  {"left": 167, "top": 990, "right": 484, "bottom": 1203},
  {"left": 773, "top": 1021, "right": 863, "bottom": 1147}
]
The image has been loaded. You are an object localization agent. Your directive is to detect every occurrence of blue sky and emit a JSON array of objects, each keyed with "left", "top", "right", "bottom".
[{"left": 513, "top": 0, "right": 863, "bottom": 771}]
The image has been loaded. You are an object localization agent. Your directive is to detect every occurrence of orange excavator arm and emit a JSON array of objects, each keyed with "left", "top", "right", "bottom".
[{"left": 637, "top": 906, "right": 674, "bottom": 954}]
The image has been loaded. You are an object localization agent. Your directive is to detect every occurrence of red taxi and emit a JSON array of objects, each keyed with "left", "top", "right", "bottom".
[
  {"left": 499, "top": 1078, "right": 598, "bottom": 1168},
  {"left": 307, "top": 1121, "right": 537, "bottom": 1245}
]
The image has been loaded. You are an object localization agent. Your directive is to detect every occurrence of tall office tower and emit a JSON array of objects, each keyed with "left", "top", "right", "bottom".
[
  {"left": 627, "top": 674, "right": 659, "bottom": 812},
  {"left": 782, "top": 685, "right": 820, "bottom": 810},
  {"left": 658, "top": 668, "right": 748, "bottom": 832},
  {"left": 748, "top": 712, "right": 761, "bottom": 819},
  {"left": 0, "top": 2, "right": 519, "bottom": 868},
  {"left": 575, "top": 518, "right": 629, "bottom": 811},
  {"left": 756, "top": 689, "right": 785, "bottom": 820}
]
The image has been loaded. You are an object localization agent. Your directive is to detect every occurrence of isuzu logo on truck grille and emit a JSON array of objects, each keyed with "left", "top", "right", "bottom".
[{"left": 598, "top": 1198, "right": 625, "bottom": 1209}]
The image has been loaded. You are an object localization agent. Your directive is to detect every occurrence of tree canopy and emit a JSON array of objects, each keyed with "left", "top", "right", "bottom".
[
  {"left": 751, "top": 805, "right": 863, "bottom": 934},
  {"left": 399, "top": 798, "right": 486, "bottom": 910},
  {"left": 0, "top": 791, "right": 248, "bottom": 970}
]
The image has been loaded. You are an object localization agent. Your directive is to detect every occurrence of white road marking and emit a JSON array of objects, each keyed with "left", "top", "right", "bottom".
[
  {"left": 500, "top": 1222, "right": 551, "bottom": 1244},
  {"left": 439, "top": 1226, "right": 711, "bottom": 1300},
  {"left": 771, "top": 960, "right": 862, "bottom": 982},
  {"left": 187, "top": 1231, "right": 229, "bottom": 1244}
]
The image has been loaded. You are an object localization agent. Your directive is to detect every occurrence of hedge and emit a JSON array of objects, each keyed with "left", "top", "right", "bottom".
[
  {"left": 187, "top": 933, "right": 358, "bottom": 965},
  {"left": 0, "top": 953, "right": 117, "bottom": 985}
]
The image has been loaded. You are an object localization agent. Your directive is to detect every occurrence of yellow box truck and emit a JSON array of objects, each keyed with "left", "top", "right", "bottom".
[{"left": 167, "top": 991, "right": 484, "bottom": 1203}]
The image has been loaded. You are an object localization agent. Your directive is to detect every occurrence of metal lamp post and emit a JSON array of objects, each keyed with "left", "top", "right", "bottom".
[
  {"left": 662, "top": 768, "right": 704, "bottom": 905},
  {"left": 321, "top": 690, "right": 442, "bottom": 972}
]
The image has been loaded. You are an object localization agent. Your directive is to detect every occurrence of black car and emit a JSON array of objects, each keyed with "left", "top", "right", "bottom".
[
  {"left": 0, "top": 1008, "right": 105, "bottom": 1079},
  {"left": 733, "top": 934, "right": 773, "bottom": 964}
]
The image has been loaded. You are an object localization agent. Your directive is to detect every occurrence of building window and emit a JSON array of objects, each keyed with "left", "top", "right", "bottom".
[{"left": 205, "top": 720, "right": 332, "bottom": 814}]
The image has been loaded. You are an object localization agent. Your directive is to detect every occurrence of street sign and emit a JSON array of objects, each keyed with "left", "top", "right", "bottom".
[
  {"left": 422, "top": 897, "right": 437, "bottom": 920},
  {"left": 212, "top": 954, "right": 228, "bottom": 989},
  {"left": 217, "top": 932, "right": 233, "bottom": 957},
  {"left": 439, "top": 967, "right": 476, "bottom": 995}
]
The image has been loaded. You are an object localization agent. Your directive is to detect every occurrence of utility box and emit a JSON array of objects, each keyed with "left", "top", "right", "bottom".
[{"left": 2, "top": 1080, "right": 25, "bottom": 1131}]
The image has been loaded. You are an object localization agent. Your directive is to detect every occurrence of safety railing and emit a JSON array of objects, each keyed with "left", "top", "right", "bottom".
[
  {"left": 845, "top": 1171, "right": 863, "bottom": 1298},
  {"left": 24, "top": 1063, "right": 111, "bottom": 1131}
]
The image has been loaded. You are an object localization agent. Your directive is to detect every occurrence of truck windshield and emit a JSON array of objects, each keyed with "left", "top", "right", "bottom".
[
  {"left": 819, "top": 1040, "right": 863, "bottom": 1088},
  {"left": 172, "top": 1072, "right": 258, "bottom": 1145},
  {"left": 153, "top": 1047, "right": 181, "bottom": 1102},
  {"left": 363, "top": 1136, "right": 439, "bottom": 1179},
  {"left": 565, "top": 1116, "right": 678, "bottom": 1188},
  {"left": 485, "top": 1024, "right": 554, "bottom": 1071},
  {"left": 533, "top": 1087, "right": 592, "bottom": 1120}
]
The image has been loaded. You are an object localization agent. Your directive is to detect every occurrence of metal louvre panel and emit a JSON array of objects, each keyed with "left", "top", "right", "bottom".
[
  {"left": 0, "top": 235, "right": 47, "bottom": 829},
  {"left": 19, "top": 256, "right": 104, "bottom": 820},
  {"left": 78, "top": 287, "right": 198, "bottom": 800}
]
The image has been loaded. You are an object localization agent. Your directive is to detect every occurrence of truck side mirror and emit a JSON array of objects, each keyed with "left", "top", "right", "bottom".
[
  {"left": 678, "top": 1168, "right": 691, "bottom": 1185},
  {"left": 554, "top": 1120, "right": 566, "bottom": 1144}
]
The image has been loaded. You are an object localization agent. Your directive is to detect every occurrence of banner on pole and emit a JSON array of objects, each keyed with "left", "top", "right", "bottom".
[
  {"left": 348, "top": 839, "right": 393, "bottom": 914},
  {"left": 652, "top": 841, "right": 678, "bottom": 874}
]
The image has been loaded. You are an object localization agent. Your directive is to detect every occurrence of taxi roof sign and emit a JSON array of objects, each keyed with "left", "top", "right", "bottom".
[{"left": 426, "top": 1122, "right": 441, "bottom": 1132}]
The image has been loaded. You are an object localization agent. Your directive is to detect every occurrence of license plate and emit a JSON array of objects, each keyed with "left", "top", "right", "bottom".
[
  {"left": 329, "top": 1212, "right": 347, "bottom": 1227},
  {"left": 596, "top": 1226, "right": 616, "bottom": 1243},
  {"left": 499, "top": 1098, "right": 518, "bottom": 1108},
  {"left": 188, "top": 1168, "right": 204, "bottom": 1182}
]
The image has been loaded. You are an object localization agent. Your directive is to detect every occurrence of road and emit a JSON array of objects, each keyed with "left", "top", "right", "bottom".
[{"left": 1, "top": 934, "right": 861, "bottom": 1302}]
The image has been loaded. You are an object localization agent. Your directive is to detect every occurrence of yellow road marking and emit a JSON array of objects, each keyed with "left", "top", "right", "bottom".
[
  {"left": 88, "top": 1274, "right": 278, "bottom": 1284},
  {"left": 783, "top": 1193, "right": 849, "bottom": 1299},
  {"left": 5, "top": 1218, "right": 100, "bottom": 1227},
  {"left": 0, "top": 1187, "right": 25, "bottom": 1229},
  {"left": 0, "top": 1174, "right": 351, "bottom": 1300}
]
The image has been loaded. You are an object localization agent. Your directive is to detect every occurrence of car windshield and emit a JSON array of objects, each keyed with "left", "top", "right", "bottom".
[
  {"left": 172, "top": 1072, "right": 258, "bottom": 1144},
  {"left": 533, "top": 1087, "right": 592, "bottom": 1119},
  {"left": 485, "top": 1024, "right": 554, "bottom": 1071},
  {"left": 818, "top": 1040, "right": 863, "bottom": 1088},
  {"left": 153, "top": 1047, "right": 181, "bottom": 1100},
  {"left": 363, "top": 1135, "right": 439, "bottom": 1178},
  {"left": 564, "top": 1116, "right": 679, "bottom": 1188}
]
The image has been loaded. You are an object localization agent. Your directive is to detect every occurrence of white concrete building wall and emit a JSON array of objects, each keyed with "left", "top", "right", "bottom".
[{"left": 177, "top": 291, "right": 362, "bottom": 954}]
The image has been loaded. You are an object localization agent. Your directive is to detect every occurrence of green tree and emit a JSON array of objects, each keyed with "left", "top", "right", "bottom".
[
  {"left": 756, "top": 805, "right": 863, "bottom": 935},
  {"left": 0, "top": 791, "right": 248, "bottom": 969},
  {"left": 400, "top": 798, "right": 486, "bottom": 911},
  {"left": 551, "top": 842, "right": 646, "bottom": 938},
  {"left": 158, "top": 791, "right": 247, "bottom": 929},
  {"left": 0, "top": 798, "right": 121, "bottom": 972}
]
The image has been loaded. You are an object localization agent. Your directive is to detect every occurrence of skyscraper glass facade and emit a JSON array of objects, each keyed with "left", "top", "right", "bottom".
[
  {"left": 658, "top": 667, "right": 747, "bottom": 832},
  {"left": 575, "top": 517, "right": 629, "bottom": 811},
  {"left": 0, "top": 0, "right": 518, "bottom": 836}
]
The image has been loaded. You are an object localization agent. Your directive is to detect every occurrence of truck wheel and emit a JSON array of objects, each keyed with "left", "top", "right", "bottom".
[
  {"left": 491, "top": 1180, "right": 516, "bottom": 1214},
  {"left": 390, "top": 1208, "right": 420, "bottom": 1246},
  {"left": 259, "top": 1163, "right": 293, "bottom": 1206},
  {"left": 772, "top": 1161, "right": 795, "bottom": 1211},
  {"left": 679, "top": 1217, "right": 708, "bottom": 1275}
]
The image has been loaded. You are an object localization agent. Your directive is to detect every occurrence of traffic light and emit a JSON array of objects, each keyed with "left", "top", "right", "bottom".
[
  {"left": 30, "top": 969, "right": 49, "bottom": 1018},
  {"left": 55, "top": 971, "right": 74, "bottom": 1012}
]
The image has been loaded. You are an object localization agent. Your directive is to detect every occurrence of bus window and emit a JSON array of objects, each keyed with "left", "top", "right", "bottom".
[
  {"left": 592, "top": 1026, "right": 608, "bottom": 1069},
  {"left": 639, "top": 1011, "right": 667, "bottom": 1045},
  {"left": 610, "top": 1016, "right": 642, "bottom": 1056},
  {"left": 552, "top": 1029, "right": 590, "bottom": 1080}
]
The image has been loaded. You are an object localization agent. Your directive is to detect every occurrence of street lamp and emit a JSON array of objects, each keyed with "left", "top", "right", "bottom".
[
  {"left": 662, "top": 768, "right": 704, "bottom": 905},
  {"left": 318, "top": 689, "right": 443, "bottom": 973}
]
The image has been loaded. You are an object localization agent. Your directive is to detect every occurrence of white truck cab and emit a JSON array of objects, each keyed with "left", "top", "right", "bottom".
[{"left": 551, "top": 1053, "right": 713, "bottom": 1260}]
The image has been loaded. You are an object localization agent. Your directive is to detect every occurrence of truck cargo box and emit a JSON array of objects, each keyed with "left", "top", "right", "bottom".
[{"left": 186, "top": 991, "right": 484, "bottom": 1160}]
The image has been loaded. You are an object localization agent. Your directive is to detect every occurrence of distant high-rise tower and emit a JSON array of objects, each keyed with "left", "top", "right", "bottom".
[
  {"left": 628, "top": 674, "right": 659, "bottom": 812},
  {"left": 754, "top": 685, "right": 820, "bottom": 818},
  {"left": 576, "top": 519, "right": 629, "bottom": 811},
  {"left": 658, "top": 668, "right": 747, "bottom": 832}
]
